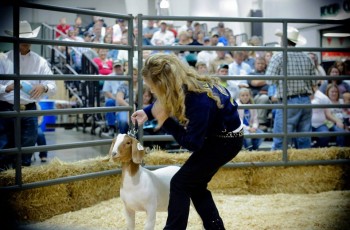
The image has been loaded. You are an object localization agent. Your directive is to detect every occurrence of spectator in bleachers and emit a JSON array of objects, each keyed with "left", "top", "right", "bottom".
[
  {"left": 228, "top": 34, "right": 237, "bottom": 47},
  {"left": 177, "top": 20, "right": 193, "bottom": 36},
  {"left": 151, "top": 21, "right": 175, "bottom": 46},
  {"left": 86, "top": 16, "right": 106, "bottom": 32},
  {"left": 72, "top": 31, "right": 97, "bottom": 73},
  {"left": 208, "top": 43, "right": 233, "bottom": 74},
  {"left": 143, "top": 20, "right": 159, "bottom": 45},
  {"left": 73, "top": 16, "right": 86, "bottom": 37},
  {"left": 196, "top": 31, "right": 206, "bottom": 45},
  {"left": 115, "top": 66, "right": 139, "bottom": 134},
  {"left": 236, "top": 88, "right": 264, "bottom": 151},
  {"left": 240, "top": 43, "right": 255, "bottom": 70},
  {"left": 228, "top": 51, "right": 252, "bottom": 76},
  {"left": 197, "top": 37, "right": 217, "bottom": 68},
  {"left": 112, "top": 19, "right": 127, "bottom": 44},
  {"left": 193, "top": 22, "right": 202, "bottom": 41},
  {"left": 90, "top": 18, "right": 106, "bottom": 43},
  {"left": 210, "top": 33, "right": 220, "bottom": 46},
  {"left": 326, "top": 84, "right": 348, "bottom": 127},
  {"left": 248, "top": 57, "right": 271, "bottom": 131},
  {"left": 102, "top": 60, "right": 124, "bottom": 136},
  {"left": 103, "top": 33, "right": 119, "bottom": 61},
  {"left": 217, "top": 22, "right": 228, "bottom": 46},
  {"left": 216, "top": 64, "right": 238, "bottom": 99},
  {"left": 93, "top": 49, "right": 113, "bottom": 75},
  {"left": 56, "top": 17, "right": 70, "bottom": 38},
  {"left": 117, "top": 29, "right": 140, "bottom": 67},
  {"left": 195, "top": 61, "right": 209, "bottom": 75},
  {"left": 319, "top": 65, "right": 350, "bottom": 98},
  {"left": 311, "top": 84, "right": 345, "bottom": 147}
]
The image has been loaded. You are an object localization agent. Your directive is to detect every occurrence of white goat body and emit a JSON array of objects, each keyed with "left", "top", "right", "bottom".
[{"left": 109, "top": 133, "right": 180, "bottom": 230}]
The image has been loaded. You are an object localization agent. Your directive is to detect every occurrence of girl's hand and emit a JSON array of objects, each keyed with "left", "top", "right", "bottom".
[{"left": 131, "top": 110, "right": 148, "bottom": 125}]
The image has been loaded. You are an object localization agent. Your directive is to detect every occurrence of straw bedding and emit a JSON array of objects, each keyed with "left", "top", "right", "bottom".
[
  {"left": 26, "top": 190, "right": 350, "bottom": 230},
  {"left": 0, "top": 147, "right": 349, "bottom": 224}
]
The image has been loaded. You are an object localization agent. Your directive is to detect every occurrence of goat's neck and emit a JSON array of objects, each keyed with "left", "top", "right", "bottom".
[{"left": 121, "top": 161, "right": 140, "bottom": 177}]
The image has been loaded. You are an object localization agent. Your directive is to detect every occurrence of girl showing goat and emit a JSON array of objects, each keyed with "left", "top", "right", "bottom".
[{"left": 131, "top": 53, "right": 243, "bottom": 230}]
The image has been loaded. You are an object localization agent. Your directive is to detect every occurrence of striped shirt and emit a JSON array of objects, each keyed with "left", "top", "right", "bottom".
[{"left": 266, "top": 51, "right": 316, "bottom": 99}]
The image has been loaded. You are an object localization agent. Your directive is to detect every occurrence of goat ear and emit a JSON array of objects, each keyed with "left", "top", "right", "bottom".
[
  {"left": 131, "top": 138, "right": 144, "bottom": 164},
  {"left": 107, "top": 137, "right": 117, "bottom": 161}
]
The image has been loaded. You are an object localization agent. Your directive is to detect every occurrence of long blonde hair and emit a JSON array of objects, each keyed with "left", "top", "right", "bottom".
[{"left": 142, "top": 53, "right": 223, "bottom": 125}]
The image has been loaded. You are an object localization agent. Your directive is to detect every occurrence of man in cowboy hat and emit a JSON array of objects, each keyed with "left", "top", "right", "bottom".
[
  {"left": 0, "top": 20, "right": 56, "bottom": 169},
  {"left": 265, "top": 26, "right": 316, "bottom": 150}
]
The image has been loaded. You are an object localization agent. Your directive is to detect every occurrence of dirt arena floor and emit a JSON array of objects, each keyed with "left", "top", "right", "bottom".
[{"left": 24, "top": 190, "right": 350, "bottom": 230}]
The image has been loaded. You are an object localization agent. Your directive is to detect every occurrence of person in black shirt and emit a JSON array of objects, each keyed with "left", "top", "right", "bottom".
[{"left": 131, "top": 53, "right": 243, "bottom": 230}]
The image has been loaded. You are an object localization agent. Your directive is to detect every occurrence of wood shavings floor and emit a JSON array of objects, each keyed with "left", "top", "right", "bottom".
[{"left": 23, "top": 190, "right": 350, "bottom": 230}]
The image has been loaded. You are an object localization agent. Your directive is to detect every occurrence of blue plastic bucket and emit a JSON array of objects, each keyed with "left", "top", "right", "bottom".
[{"left": 39, "top": 100, "right": 56, "bottom": 132}]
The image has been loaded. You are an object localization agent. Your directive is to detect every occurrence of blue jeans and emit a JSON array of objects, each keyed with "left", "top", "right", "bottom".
[
  {"left": 272, "top": 96, "right": 312, "bottom": 150},
  {"left": 0, "top": 106, "right": 38, "bottom": 168},
  {"left": 105, "top": 99, "right": 129, "bottom": 134},
  {"left": 105, "top": 99, "right": 116, "bottom": 128},
  {"left": 116, "top": 111, "right": 129, "bottom": 134},
  {"left": 37, "top": 127, "right": 47, "bottom": 158},
  {"left": 164, "top": 135, "right": 243, "bottom": 229},
  {"left": 243, "top": 128, "right": 264, "bottom": 151},
  {"left": 312, "top": 124, "right": 345, "bottom": 147}
]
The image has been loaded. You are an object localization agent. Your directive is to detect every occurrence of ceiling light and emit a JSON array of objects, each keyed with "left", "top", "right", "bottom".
[
  {"left": 160, "top": 0, "right": 169, "bottom": 9},
  {"left": 323, "top": 33, "right": 350, "bottom": 37}
]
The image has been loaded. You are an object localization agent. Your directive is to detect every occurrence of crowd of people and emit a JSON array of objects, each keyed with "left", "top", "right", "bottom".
[
  {"left": 52, "top": 16, "right": 350, "bottom": 150},
  {"left": 1, "top": 18, "right": 349, "bottom": 171}
]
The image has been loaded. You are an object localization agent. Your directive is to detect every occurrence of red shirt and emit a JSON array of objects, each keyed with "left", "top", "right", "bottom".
[
  {"left": 93, "top": 58, "right": 113, "bottom": 75},
  {"left": 56, "top": 24, "right": 70, "bottom": 38}
]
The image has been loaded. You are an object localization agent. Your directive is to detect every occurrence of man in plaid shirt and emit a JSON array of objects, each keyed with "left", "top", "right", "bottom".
[{"left": 266, "top": 27, "right": 316, "bottom": 150}]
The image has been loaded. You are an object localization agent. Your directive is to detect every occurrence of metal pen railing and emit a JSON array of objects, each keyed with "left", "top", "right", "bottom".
[{"left": 0, "top": 1, "right": 349, "bottom": 191}]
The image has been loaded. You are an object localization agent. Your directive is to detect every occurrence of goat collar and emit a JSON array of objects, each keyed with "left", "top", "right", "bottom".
[{"left": 127, "top": 120, "right": 139, "bottom": 139}]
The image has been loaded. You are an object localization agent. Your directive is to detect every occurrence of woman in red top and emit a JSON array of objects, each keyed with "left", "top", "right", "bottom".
[{"left": 93, "top": 49, "right": 113, "bottom": 75}]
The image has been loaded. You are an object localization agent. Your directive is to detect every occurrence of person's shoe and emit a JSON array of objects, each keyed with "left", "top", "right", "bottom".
[{"left": 40, "top": 157, "right": 47, "bottom": 163}]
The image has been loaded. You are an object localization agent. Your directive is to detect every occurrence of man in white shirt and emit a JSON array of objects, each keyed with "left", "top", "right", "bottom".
[
  {"left": 0, "top": 21, "right": 56, "bottom": 169},
  {"left": 150, "top": 21, "right": 175, "bottom": 46},
  {"left": 227, "top": 51, "right": 251, "bottom": 93}
]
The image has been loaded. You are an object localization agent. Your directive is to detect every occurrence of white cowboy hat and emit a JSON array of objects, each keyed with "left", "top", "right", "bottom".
[
  {"left": 275, "top": 27, "right": 307, "bottom": 46},
  {"left": 5, "top": 20, "right": 40, "bottom": 38}
]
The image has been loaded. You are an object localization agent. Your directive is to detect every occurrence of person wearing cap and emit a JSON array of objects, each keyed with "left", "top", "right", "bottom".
[
  {"left": 102, "top": 60, "right": 124, "bottom": 136},
  {"left": 1, "top": 21, "right": 56, "bottom": 168},
  {"left": 266, "top": 27, "right": 316, "bottom": 150},
  {"left": 210, "top": 32, "right": 219, "bottom": 46},
  {"left": 150, "top": 21, "right": 175, "bottom": 46}
]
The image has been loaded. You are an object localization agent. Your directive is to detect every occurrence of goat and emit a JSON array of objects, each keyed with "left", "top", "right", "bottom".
[{"left": 109, "top": 133, "right": 180, "bottom": 230}]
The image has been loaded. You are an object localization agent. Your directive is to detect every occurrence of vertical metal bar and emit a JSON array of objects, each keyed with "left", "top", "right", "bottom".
[
  {"left": 128, "top": 14, "right": 134, "bottom": 127},
  {"left": 282, "top": 21, "right": 288, "bottom": 162},
  {"left": 13, "top": 1, "right": 22, "bottom": 186},
  {"left": 137, "top": 14, "right": 144, "bottom": 143}
]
